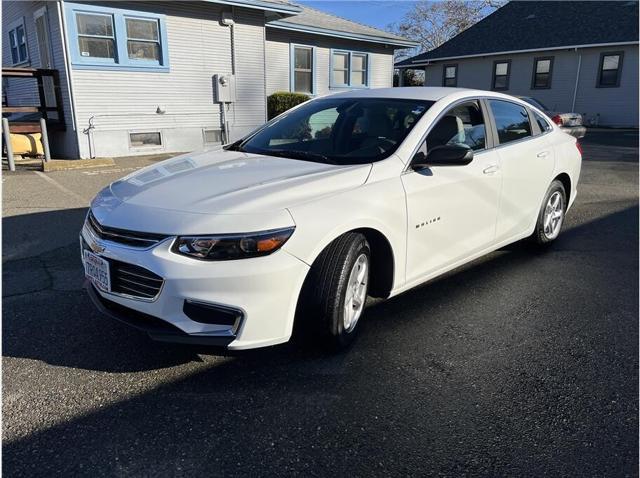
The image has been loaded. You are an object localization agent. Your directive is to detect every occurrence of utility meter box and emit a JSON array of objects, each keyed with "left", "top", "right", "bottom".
[{"left": 214, "top": 74, "right": 236, "bottom": 103}]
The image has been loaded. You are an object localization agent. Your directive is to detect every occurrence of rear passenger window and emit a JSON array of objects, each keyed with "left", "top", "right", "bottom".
[
  {"left": 533, "top": 110, "right": 552, "bottom": 133},
  {"left": 427, "top": 101, "right": 486, "bottom": 151},
  {"left": 489, "top": 100, "right": 532, "bottom": 145}
]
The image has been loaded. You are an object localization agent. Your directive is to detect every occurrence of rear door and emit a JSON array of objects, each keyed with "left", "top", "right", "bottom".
[{"left": 488, "top": 99, "right": 556, "bottom": 241}]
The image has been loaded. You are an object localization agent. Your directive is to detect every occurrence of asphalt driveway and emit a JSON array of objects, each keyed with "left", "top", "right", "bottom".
[{"left": 2, "top": 130, "right": 638, "bottom": 476}]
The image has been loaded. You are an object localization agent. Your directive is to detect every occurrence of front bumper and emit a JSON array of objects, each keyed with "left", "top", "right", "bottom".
[
  {"left": 81, "top": 227, "right": 310, "bottom": 350},
  {"left": 86, "top": 282, "right": 237, "bottom": 346}
]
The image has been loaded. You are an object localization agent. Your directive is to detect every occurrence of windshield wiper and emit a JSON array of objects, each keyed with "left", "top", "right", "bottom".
[{"left": 262, "top": 149, "right": 336, "bottom": 164}]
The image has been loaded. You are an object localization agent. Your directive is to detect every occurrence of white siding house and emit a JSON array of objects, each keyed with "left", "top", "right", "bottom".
[{"left": 2, "top": 0, "right": 416, "bottom": 159}]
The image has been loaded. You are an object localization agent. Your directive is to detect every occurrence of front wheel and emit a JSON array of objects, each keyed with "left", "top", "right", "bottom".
[
  {"left": 301, "top": 233, "right": 370, "bottom": 350},
  {"left": 530, "top": 180, "right": 567, "bottom": 245}
]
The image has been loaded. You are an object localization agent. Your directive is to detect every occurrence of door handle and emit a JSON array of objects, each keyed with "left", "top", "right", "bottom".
[
  {"left": 483, "top": 164, "right": 500, "bottom": 175},
  {"left": 537, "top": 151, "right": 550, "bottom": 158}
]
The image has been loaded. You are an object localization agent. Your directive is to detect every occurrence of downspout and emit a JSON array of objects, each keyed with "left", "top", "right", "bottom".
[
  {"left": 219, "top": 7, "right": 237, "bottom": 144},
  {"left": 262, "top": 10, "right": 267, "bottom": 123},
  {"left": 57, "top": 0, "right": 82, "bottom": 157},
  {"left": 230, "top": 7, "right": 237, "bottom": 76},
  {"left": 571, "top": 48, "right": 582, "bottom": 112}
]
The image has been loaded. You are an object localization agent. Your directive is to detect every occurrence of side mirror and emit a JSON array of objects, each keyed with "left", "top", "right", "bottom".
[{"left": 412, "top": 144, "right": 474, "bottom": 170}]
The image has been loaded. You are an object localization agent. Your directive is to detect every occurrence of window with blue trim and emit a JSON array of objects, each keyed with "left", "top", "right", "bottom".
[
  {"left": 8, "top": 18, "right": 29, "bottom": 65},
  {"left": 66, "top": 3, "right": 169, "bottom": 71},
  {"left": 331, "top": 50, "right": 369, "bottom": 88}
]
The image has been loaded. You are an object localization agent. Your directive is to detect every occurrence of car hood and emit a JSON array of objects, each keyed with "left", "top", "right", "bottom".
[{"left": 91, "top": 149, "right": 371, "bottom": 234}]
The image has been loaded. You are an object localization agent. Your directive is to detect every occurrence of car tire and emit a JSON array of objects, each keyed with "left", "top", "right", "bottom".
[
  {"left": 530, "top": 180, "right": 567, "bottom": 246},
  {"left": 302, "top": 232, "right": 371, "bottom": 350}
]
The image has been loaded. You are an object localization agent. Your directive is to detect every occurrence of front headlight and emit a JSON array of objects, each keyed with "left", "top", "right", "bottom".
[{"left": 172, "top": 227, "right": 295, "bottom": 261}]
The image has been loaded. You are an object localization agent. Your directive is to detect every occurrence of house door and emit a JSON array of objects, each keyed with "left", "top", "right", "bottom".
[{"left": 34, "top": 7, "right": 57, "bottom": 117}]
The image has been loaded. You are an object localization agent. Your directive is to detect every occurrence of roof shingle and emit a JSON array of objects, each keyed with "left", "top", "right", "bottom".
[
  {"left": 397, "top": 1, "right": 639, "bottom": 66},
  {"left": 272, "top": 4, "right": 413, "bottom": 44}
]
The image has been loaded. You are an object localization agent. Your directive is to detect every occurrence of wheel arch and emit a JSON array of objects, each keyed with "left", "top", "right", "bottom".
[
  {"left": 352, "top": 227, "right": 395, "bottom": 299},
  {"left": 554, "top": 172, "right": 572, "bottom": 205},
  {"left": 299, "top": 226, "right": 396, "bottom": 301}
]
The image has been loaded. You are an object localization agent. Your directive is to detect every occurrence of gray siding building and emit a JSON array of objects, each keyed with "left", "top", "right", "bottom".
[
  {"left": 396, "top": 1, "right": 639, "bottom": 128},
  {"left": 2, "top": 0, "right": 416, "bottom": 159}
]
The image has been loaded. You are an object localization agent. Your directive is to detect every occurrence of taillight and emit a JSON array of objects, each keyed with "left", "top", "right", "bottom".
[
  {"left": 575, "top": 141, "right": 583, "bottom": 156},
  {"left": 551, "top": 114, "right": 563, "bottom": 126}
]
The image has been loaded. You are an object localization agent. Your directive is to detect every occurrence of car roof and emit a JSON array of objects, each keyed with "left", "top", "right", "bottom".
[{"left": 320, "top": 87, "right": 519, "bottom": 103}]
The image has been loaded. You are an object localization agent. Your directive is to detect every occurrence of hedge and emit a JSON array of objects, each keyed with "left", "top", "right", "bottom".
[{"left": 267, "top": 91, "right": 310, "bottom": 120}]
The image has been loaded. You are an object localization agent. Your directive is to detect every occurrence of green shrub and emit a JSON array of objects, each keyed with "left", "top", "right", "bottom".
[{"left": 267, "top": 91, "right": 310, "bottom": 120}]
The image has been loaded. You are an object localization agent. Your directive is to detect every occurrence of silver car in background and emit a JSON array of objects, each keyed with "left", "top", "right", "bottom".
[{"left": 519, "top": 97, "right": 586, "bottom": 139}]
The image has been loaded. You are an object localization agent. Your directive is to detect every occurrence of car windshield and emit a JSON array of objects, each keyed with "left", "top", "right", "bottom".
[
  {"left": 229, "top": 97, "right": 434, "bottom": 165},
  {"left": 521, "top": 97, "right": 548, "bottom": 111}
]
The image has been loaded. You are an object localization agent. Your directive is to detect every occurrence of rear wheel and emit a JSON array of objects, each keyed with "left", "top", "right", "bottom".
[
  {"left": 301, "top": 233, "right": 370, "bottom": 349},
  {"left": 531, "top": 180, "right": 566, "bottom": 245}
]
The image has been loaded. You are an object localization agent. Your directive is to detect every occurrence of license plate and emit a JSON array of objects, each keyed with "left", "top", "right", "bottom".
[{"left": 83, "top": 249, "right": 111, "bottom": 292}]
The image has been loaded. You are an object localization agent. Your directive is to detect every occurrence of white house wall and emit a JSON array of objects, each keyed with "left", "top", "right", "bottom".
[
  {"left": 422, "top": 44, "right": 639, "bottom": 127},
  {"left": 67, "top": 1, "right": 266, "bottom": 159},
  {"left": 265, "top": 28, "right": 395, "bottom": 97}
]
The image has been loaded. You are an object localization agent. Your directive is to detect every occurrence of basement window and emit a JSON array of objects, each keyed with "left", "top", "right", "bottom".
[
  {"left": 129, "top": 131, "right": 162, "bottom": 147},
  {"left": 203, "top": 129, "right": 222, "bottom": 144}
]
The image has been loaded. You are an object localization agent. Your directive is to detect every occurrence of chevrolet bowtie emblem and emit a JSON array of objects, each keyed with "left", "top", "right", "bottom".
[{"left": 89, "top": 239, "right": 105, "bottom": 254}]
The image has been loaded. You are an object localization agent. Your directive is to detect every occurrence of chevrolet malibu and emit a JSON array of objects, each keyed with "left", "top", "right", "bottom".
[{"left": 82, "top": 88, "right": 581, "bottom": 350}]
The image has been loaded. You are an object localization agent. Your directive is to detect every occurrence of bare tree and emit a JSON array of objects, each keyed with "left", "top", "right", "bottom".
[{"left": 390, "top": 0, "right": 505, "bottom": 61}]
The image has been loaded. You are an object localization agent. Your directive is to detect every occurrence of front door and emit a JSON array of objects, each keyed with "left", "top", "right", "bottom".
[{"left": 401, "top": 100, "right": 502, "bottom": 285}]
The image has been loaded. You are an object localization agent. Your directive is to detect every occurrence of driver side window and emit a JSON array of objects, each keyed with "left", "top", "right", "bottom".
[{"left": 427, "top": 101, "right": 487, "bottom": 151}]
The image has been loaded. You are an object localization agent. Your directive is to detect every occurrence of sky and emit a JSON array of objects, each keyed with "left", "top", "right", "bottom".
[{"left": 298, "top": 0, "right": 419, "bottom": 31}]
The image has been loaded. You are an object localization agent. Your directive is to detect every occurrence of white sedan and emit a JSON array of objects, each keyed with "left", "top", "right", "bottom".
[{"left": 81, "top": 88, "right": 581, "bottom": 350}]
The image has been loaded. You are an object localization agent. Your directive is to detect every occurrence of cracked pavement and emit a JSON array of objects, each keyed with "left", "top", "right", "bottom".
[{"left": 2, "top": 131, "right": 638, "bottom": 476}]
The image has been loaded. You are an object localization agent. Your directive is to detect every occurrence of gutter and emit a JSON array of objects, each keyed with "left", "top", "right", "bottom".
[
  {"left": 204, "top": 0, "right": 301, "bottom": 15},
  {"left": 267, "top": 21, "right": 419, "bottom": 48},
  {"left": 397, "top": 40, "right": 639, "bottom": 67}
]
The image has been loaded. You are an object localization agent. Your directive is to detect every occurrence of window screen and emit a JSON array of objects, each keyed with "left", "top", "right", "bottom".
[
  {"left": 293, "top": 46, "right": 313, "bottom": 94},
  {"left": 598, "top": 53, "right": 623, "bottom": 87},
  {"left": 443, "top": 65, "right": 457, "bottom": 87},
  {"left": 532, "top": 57, "right": 553, "bottom": 88},
  {"left": 77, "top": 13, "right": 116, "bottom": 59},
  {"left": 126, "top": 18, "right": 160, "bottom": 61},
  {"left": 493, "top": 61, "right": 510, "bottom": 90}
]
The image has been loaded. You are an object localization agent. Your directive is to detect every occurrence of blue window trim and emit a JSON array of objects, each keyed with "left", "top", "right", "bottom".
[
  {"left": 329, "top": 49, "right": 371, "bottom": 89},
  {"left": 65, "top": 2, "right": 169, "bottom": 72},
  {"left": 7, "top": 17, "right": 29, "bottom": 66},
  {"left": 290, "top": 43, "right": 317, "bottom": 96}
]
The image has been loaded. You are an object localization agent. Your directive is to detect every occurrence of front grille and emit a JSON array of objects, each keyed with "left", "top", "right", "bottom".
[
  {"left": 87, "top": 211, "right": 169, "bottom": 248},
  {"left": 109, "top": 259, "right": 164, "bottom": 300}
]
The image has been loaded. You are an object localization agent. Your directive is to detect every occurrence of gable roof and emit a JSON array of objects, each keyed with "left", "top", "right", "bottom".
[
  {"left": 267, "top": 5, "right": 418, "bottom": 47},
  {"left": 396, "top": 1, "right": 639, "bottom": 67}
]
